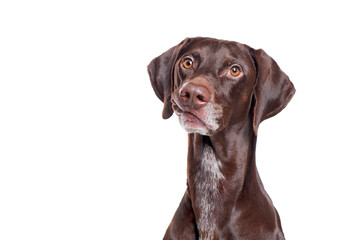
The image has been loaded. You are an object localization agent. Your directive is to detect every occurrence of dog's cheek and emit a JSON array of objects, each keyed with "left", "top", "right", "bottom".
[
  {"left": 240, "top": 93, "right": 253, "bottom": 116},
  {"left": 224, "top": 91, "right": 252, "bottom": 126},
  {"left": 213, "top": 96, "right": 232, "bottom": 130},
  {"left": 220, "top": 84, "right": 242, "bottom": 116}
]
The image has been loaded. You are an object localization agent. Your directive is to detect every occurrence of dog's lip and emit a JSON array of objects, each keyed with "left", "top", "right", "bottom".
[
  {"left": 172, "top": 98, "right": 207, "bottom": 127},
  {"left": 182, "top": 112, "right": 206, "bottom": 126}
]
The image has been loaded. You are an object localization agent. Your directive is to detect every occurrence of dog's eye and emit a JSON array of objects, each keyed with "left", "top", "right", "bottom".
[
  {"left": 230, "top": 66, "right": 242, "bottom": 77},
  {"left": 182, "top": 58, "right": 193, "bottom": 69}
]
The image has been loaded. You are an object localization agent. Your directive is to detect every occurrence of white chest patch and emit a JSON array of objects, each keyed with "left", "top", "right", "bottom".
[{"left": 195, "top": 144, "right": 224, "bottom": 240}]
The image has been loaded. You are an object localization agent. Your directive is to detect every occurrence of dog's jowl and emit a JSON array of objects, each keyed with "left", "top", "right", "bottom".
[{"left": 148, "top": 37, "right": 295, "bottom": 240}]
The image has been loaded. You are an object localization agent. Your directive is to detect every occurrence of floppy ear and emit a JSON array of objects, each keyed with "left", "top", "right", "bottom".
[
  {"left": 252, "top": 49, "right": 295, "bottom": 135},
  {"left": 147, "top": 38, "right": 190, "bottom": 119}
]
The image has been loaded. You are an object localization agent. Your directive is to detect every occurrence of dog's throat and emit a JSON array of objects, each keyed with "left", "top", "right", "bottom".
[{"left": 195, "top": 144, "right": 224, "bottom": 239}]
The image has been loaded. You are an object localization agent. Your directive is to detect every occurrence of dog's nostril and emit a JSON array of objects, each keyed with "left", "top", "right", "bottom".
[
  {"left": 196, "top": 87, "right": 211, "bottom": 104},
  {"left": 180, "top": 90, "right": 190, "bottom": 99},
  {"left": 197, "top": 95, "right": 205, "bottom": 102}
]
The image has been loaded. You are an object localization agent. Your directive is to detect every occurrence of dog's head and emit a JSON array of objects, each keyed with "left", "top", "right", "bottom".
[{"left": 148, "top": 37, "right": 295, "bottom": 136}]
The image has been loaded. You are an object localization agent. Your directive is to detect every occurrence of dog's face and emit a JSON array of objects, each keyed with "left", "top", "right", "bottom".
[
  {"left": 171, "top": 39, "right": 257, "bottom": 135},
  {"left": 148, "top": 37, "right": 295, "bottom": 136}
]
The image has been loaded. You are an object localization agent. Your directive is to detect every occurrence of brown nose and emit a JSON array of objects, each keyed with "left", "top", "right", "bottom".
[{"left": 179, "top": 82, "right": 211, "bottom": 109}]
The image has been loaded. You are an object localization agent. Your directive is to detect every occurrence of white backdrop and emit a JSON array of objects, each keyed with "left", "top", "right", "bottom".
[{"left": 1, "top": 0, "right": 360, "bottom": 239}]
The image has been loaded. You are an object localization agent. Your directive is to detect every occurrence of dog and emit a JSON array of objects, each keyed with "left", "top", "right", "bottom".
[{"left": 147, "top": 37, "right": 295, "bottom": 240}]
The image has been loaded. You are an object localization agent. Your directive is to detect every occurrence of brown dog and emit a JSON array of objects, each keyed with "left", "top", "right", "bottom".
[{"left": 148, "top": 37, "right": 295, "bottom": 240}]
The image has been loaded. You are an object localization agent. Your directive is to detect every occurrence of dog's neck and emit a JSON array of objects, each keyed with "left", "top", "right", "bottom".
[
  {"left": 187, "top": 116, "right": 267, "bottom": 238},
  {"left": 187, "top": 115, "right": 259, "bottom": 195}
]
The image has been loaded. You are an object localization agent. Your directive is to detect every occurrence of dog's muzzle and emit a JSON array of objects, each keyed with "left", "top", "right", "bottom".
[{"left": 172, "top": 81, "right": 222, "bottom": 136}]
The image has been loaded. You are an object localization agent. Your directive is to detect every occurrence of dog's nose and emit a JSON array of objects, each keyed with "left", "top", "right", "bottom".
[{"left": 179, "top": 82, "right": 211, "bottom": 109}]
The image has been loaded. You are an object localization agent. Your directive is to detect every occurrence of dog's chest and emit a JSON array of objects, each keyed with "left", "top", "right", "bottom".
[{"left": 195, "top": 145, "right": 224, "bottom": 240}]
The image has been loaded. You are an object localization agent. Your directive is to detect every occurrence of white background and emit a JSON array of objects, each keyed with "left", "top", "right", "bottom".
[{"left": 1, "top": 0, "right": 360, "bottom": 239}]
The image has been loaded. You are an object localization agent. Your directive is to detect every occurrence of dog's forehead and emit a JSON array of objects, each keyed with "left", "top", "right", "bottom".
[{"left": 184, "top": 38, "right": 251, "bottom": 66}]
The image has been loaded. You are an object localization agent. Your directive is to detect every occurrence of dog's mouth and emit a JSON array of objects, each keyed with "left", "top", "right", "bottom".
[
  {"left": 177, "top": 111, "right": 211, "bottom": 135},
  {"left": 172, "top": 99, "right": 219, "bottom": 135},
  {"left": 179, "top": 111, "right": 207, "bottom": 128},
  {"left": 172, "top": 100, "right": 205, "bottom": 125}
]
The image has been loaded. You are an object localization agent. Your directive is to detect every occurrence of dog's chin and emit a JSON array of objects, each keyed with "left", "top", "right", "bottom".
[
  {"left": 178, "top": 113, "right": 215, "bottom": 136},
  {"left": 180, "top": 121, "right": 211, "bottom": 136}
]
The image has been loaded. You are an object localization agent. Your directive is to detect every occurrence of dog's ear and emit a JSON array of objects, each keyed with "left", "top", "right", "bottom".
[
  {"left": 252, "top": 49, "right": 295, "bottom": 135},
  {"left": 147, "top": 38, "right": 190, "bottom": 119}
]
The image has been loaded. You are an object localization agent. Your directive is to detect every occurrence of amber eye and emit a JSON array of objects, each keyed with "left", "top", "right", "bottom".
[
  {"left": 230, "top": 66, "right": 242, "bottom": 77},
  {"left": 182, "top": 58, "right": 193, "bottom": 69}
]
